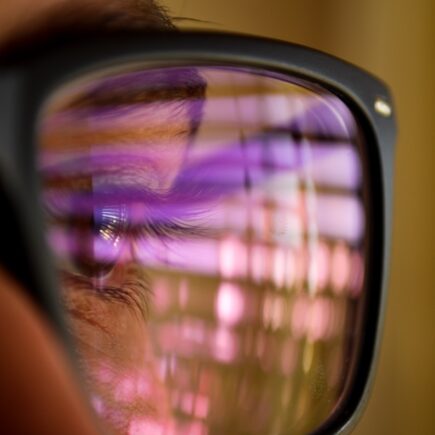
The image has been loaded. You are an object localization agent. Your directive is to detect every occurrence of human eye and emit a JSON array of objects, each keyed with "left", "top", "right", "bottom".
[{"left": 42, "top": 164, "right": 201, "bottom": 282}]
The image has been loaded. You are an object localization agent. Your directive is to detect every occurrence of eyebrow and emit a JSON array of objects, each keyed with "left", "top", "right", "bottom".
[
  {"left": 0, "top": 0, "right": 175, "bottom": 54},
  {"left": 1, "top": 0, "right": 207, "bottom": 133}
]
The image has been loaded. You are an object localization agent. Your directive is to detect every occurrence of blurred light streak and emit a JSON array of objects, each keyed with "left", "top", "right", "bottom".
[
  {"left": 315, "top": 194, "right": 365, "bottom": 243},
  {"left": 272, "top": 247, "right": 287, "bottom": 288},
  {"left": 302, "top": 341, "right": 315, "bottom": 373},
  {"left": 306, "top": 298, "right": 334, "bottom": 341},
  {"left": 215, "top": 282, "right": 245, "bottom": 326},
  {"left": 285, "top": 249, "right": 296, "bottom": 290},
  {"left": 310, "top": 241, "right": 330, "bottom": 292},
  {"left": 281, "top": 338, "right": 298, "bottom": 376},
  {"left": 251, "top": 243, "right": 269, "bottom": 284},
  {"left": 212, "top": 326, "right": 239, "bottom": 363},
  {"left": 153, "top": 278, "right": 172, "bottom": 314},
  {"left": 194, "top": 394, "right": 210, "bottom": 419},
  {"left": 91, "top": 395, "right": 105, "bottom": 416},
  {"left": 349, "top": 251, "right": 365, "bottom": 297},
  {"left": 219, "top": 236, "right": 247, "bottom": 279},
  {"left": 128, "top": 418, "right": 167, "bottom": 435},
  {"left": 331, "top": 243, "right": 351, "bottom": 295},
  {"left": 291, "top": 296, "right": 309, "bottom": 339}
]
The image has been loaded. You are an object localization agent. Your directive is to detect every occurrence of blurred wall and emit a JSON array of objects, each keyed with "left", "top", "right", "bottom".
[{"left": 162, "top": 1, "right": 435, "bottom": 433}]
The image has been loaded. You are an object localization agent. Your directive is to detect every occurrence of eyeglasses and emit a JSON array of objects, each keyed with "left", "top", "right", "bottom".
[{"left": 0, "top": 31, "right": 396, "bottom": 434}]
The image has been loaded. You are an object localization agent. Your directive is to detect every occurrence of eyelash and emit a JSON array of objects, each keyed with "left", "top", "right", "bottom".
[{"left": 130, "top": 208, "right": 206, "bottom": 240}]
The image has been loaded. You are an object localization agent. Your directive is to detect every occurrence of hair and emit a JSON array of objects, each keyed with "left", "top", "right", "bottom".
[{"left": 0, "top": 0, "right": 176, "bottom": 54}]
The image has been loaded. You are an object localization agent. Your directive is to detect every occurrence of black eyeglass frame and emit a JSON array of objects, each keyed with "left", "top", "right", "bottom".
[{"left": 0, "top": 31, "right": 396, "bottom": 435}]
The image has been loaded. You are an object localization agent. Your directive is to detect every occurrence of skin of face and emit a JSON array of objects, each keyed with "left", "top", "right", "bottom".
[
  {"left": 40, "top": 83, "right": 194, "bottom": 433},
  {"left": 0, "top": 1, "right": 184, "bottom": 434}
]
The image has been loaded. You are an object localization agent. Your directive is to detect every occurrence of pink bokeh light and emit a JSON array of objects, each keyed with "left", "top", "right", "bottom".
[
  {"left": 212, "top": 326, "right": 239, "bottom": 363},
  {"left": 331, "top": 243, "right": 351, "bottom": 295},
  {"left": 128, "top": 418, "right": 168, "bottom": 435},
  {"left": 219, "top": 237, "right": 247, "bottom": 279},
  {"left": 215, "top": 282, "right": 245, "bottom": 327}
]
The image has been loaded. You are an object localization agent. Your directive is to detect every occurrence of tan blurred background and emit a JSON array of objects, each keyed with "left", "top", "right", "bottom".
[{"left": 161, "top": 0, "right": 435, "bottom": 433}]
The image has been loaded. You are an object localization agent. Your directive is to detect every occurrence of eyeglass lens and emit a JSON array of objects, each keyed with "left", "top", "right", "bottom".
[{"left": 38, "top": 65, "right": 369, "bottom": 435}]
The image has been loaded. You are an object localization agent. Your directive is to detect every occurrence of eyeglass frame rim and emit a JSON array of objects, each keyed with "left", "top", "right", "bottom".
[{"left": 0, "top": 30, "right": 396, "bottom": 435}]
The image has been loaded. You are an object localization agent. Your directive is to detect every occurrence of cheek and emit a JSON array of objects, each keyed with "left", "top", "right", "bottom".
[
  {"left": 62, "top": 289, "right": 172, "bottom": 434},
  {"left": 66, "top": 291, "right": 147, "bottom": 363}
]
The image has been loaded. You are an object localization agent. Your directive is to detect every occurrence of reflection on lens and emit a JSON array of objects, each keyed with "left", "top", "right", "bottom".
[{"left": 38, "top": 65, "right": 368, "bottom": 434}]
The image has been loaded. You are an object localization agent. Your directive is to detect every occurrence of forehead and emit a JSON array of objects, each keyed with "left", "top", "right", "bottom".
[{"left": 0, "top": 0, "right": 172, "bottom": 50}]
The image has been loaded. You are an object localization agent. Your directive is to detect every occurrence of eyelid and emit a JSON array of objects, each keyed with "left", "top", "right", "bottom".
[{"left": 60, "top": 270, "right": 152, "bottom": 321}]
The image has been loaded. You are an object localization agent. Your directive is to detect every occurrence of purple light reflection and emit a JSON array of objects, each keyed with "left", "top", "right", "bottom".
[{"left": 39, "top": 65, "right": 369, "bottom": 435}]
